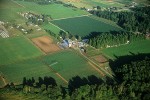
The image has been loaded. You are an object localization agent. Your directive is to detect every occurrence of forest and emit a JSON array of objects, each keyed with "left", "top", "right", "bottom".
[
  {"left": 0, "top": 54, "right": 150, "bottom": 100},
  {"left": 89, "top": 6, "right": 150, "bottom": 34},
  {"left": 88, "top": 31, "right": 145, "bottom": 49}
]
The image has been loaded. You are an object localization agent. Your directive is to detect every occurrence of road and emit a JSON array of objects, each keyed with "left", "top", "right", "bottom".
[{"left": 78, "top": 49, "right": 113, "bottom": 78}]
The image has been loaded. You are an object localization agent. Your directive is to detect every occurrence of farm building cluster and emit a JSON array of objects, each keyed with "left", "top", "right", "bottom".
[
  {"left": 0, "top": 21, "right": 9, "bottom": 38},
  {"left": 59, "top": 38, "right": 88, "bottom": 50}
]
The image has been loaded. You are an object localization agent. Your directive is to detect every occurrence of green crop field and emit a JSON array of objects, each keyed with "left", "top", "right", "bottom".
[
  {"left": 43, "top": 50, "right": 101, "bottom": 81},
  {"left": 0, "top": 0, "right": 25, "bottom": 22},
  {"left": 102, "top": 40, "right": 150, "bottom": 59},
  {"left": 42, "top": 23, "right": 61, "bottom": 35},
  {"left": 0, "top": 58, "right": 64, "bottom": 86},
  {"left": 60, "top": 0, "right": 124, "bottom": 8},
  {"left": 51, "top": 15, "right": 122, "bottom": 37},
  {"left": 0, "top": 36, "right": 43, "bottom": 65},
  {"left": 15, "top": 1, "right": 89, "bottom": 19}
]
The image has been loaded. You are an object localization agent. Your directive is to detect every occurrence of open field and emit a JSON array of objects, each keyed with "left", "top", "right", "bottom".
[
  {"left": 61, "top": 0, "right": 125, "bottom": 8},
  {"left": 102, "top": 40, "right": 150, "bottom": 59},
  {"left": 15, "top": 1, "right": 89, "bottom": 19},
  {"left": 0, "top": 0, "right": 25, "bottom": 22},
  {"left": 42, "top": 23, "right": 61, "bottom": 35},
  {"left": 0, "top": 58, "right": 64, "bottom": 86},
  {"left": 92, "top": 55, "right": 108, "bottom": 63},
  {"left": 32, "top": 36, "right": 60, "bottom": 54},
  {"left": 42, "top": 50, "right": 102, "bottom": 81},
  {"left": 51, "top": 15, "right": 122, "bottom": 37},
  {"left": 0, "top": 50, "right": 103, "bottom": 87},
  {"left": 0, "top": 36, "right": 43, "bottom": 65}
]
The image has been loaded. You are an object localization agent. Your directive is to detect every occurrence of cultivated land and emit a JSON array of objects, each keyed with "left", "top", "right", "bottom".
[
  {"left": 43, "top": 50, "right": 102, "bottom": 81},
  {"left": 102, "top": 40, "right": 150, "bottom": 59},
  {"left": 0, "top": 36, "right": 43, "bottom": 65},
  {"left": 60, "top": 0, "right": 125, "bottom": 8},
  {"left": 0, "top": 58, "right": 64, "bottom": 85},
  {"left": 32, "top": 36, "right": 60, "bottom": 54},
  {"left": 15, "top": 1, "right": 89, "bottom": 19},
  {"left": 0, "top": 0, "right": 25, "bottom": 22},
  {"left": 51, "top": 15, "right": 122, "bottom": 37}
]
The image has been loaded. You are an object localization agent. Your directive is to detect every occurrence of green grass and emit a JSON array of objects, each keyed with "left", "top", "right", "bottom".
[
  {"left": 0, "top": 58, "right": 63, "bottom": 85},
  {"left": 51, "top": 15, "right": 122, "bottom": 37},
  {"left": 0, "top": 0, "right": 25, "bottom": 22},
  {"left": 16, "top": 1, "right": 89, "bottom": 19},
  {"left": 60, "top": 0, "right": 124, "bottom": 8},
  {"left": 102, "top": 40, "right": 150, "bottom": 59},
  {"left": 0, "top": 36, "right": 43, "bottom": 65},
  {"left": 42, "top": 23, "right": 61, "bottom": 35},
  {"left": 43, "top": 50, "right": 101, "bottom": 81}
]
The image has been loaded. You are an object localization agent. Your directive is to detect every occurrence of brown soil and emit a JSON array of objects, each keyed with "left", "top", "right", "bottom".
[
  {"left": 32, "top": 36, "right": 60, "bottom": 54},
  {"left": 92, "top": 55, "right": 108, "bottom": 63}
]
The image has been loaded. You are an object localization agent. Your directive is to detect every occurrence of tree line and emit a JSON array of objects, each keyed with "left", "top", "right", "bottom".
[
  {"left": 88, "top": 31, "right": 145, "bottom": 49},
  {"left": 89, "top": 6, "right": 150, "bottom": 34}
]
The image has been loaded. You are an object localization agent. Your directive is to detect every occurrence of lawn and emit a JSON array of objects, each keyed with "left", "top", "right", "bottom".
[
  {"left": 15, "top": 1, "right": 89, "bottom": 19},
  {"left": 42, "top": 50, "right": 101, "bottom": 81},
  {"left": 102, "top": 40, "right": 150, "bottom": 59},
  {"left": 0, "top": 36, "right": 43, "bottom": 65},
  {"left": 51, "top": 15, "right": 122, "bottom": 37}
]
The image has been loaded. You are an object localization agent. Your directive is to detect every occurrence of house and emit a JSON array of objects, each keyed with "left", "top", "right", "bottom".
[{"left": 146, "top": 33, "right": 150, "bottom": 39}]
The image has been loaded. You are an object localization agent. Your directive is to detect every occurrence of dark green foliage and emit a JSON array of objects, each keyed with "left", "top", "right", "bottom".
[
  {"left": 90, "top": 6, "right": 150, "bottom": 33},
  {"left": 88, "top": 31, "right": 145, "bottom": 49}
]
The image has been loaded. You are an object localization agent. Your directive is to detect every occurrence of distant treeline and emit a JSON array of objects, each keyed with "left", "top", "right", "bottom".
[
  {"left": 89, "top": 6, "right": 150, "bottom": 33},
  {"left": 88, "top": 31, "right": 145, "bottom": 49}
]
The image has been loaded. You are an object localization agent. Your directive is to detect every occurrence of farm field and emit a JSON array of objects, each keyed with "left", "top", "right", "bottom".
[
  {"left": 61, "top": 0, "right": 125, "bottom": 8},
  {"left": 31, "top": 36, "right": 60, "bottom": 54},
  {"left": 102, "top": 40, "right": 150, "bottom": 59},
  {"left": 42, "top": 50, "right": 102, "bottom": 81},
  {"left": 42, "top": 23, "right": 61, "bottom": 35},
  {"left": 15, "top": 1, "right": 89, "bottom": 19},
  {"left": 0, "top": 0, "right": 25, "bottom": 22},
  {"left": 0, "top": 36, "right": 43, "bottom": 65},
  {"left": 51, "top": 15, "right": 122, "bottom": 37},
  {"left": 0, "top": 58, "right": 64, "bottom": 86}
]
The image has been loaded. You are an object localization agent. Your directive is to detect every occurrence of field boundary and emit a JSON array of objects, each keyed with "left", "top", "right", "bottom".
[
  {"left": 11, "top": 0, "right": 25, "bottom": 8},
  {"left": 42, "top": 61, "right": 68, "bottom": 84},
  {"left": 78, "top": 49, "right": 113, "bottom": 77},
  {"left": 88, "top": 62, "right": 105, "bottom": 76},
  {"left": 49, "top": 22, "right": 67, "bottom": 33},
  {"left": 52, "top": 14, "right": 92, "bottom": 21}
]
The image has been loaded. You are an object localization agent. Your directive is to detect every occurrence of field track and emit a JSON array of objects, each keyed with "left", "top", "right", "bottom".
[
  {"left": 52, "top": 14, "right": 92, "bottom": 21},
  {"left": 11, "top": 0, "right": 25, "bottom": 8},
  {"left": 49, "top": 22, "right": 67, "bottom": 33},
  {"left": 88, "top": 62, "right": 105, "bottom": 76},
  {"left": 79, "top": 49, "right": 113, "bottom": 77},
  {"left": 43, "top": 61, "right": 68, "bottom": 84}
]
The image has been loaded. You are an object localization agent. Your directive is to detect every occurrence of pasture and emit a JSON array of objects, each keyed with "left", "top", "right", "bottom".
[
  {"left": 42, "top": 50, "right": 101, "bottom": 81},
  {"left": 15, "top": 1, "right": 89, "bottom": 19},
  {"left": 0, "top": 36, "right": 43, "bottom": 65},
  {"left": 0, "top": 0, "right": 25, "bottom": 22},
  {"left": 51, "top": 15, "right": 122, "bottom": 37},
  {"left": 60, "top": 0, "right": 124, "bottom": 8},
  {"left": 0, "top": 58, "right": 64, "bottom": 86},
  {"left": 102, "top": 40, "right": 150, "bottom": 60}
]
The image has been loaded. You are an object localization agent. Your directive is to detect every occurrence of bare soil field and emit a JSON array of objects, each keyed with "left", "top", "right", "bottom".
[
  {"left": 92, "top": 55, "right": 108, "bottom": 63},
  {"left": 32, "top": 36, "right": 60, "bottom": 54}
]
